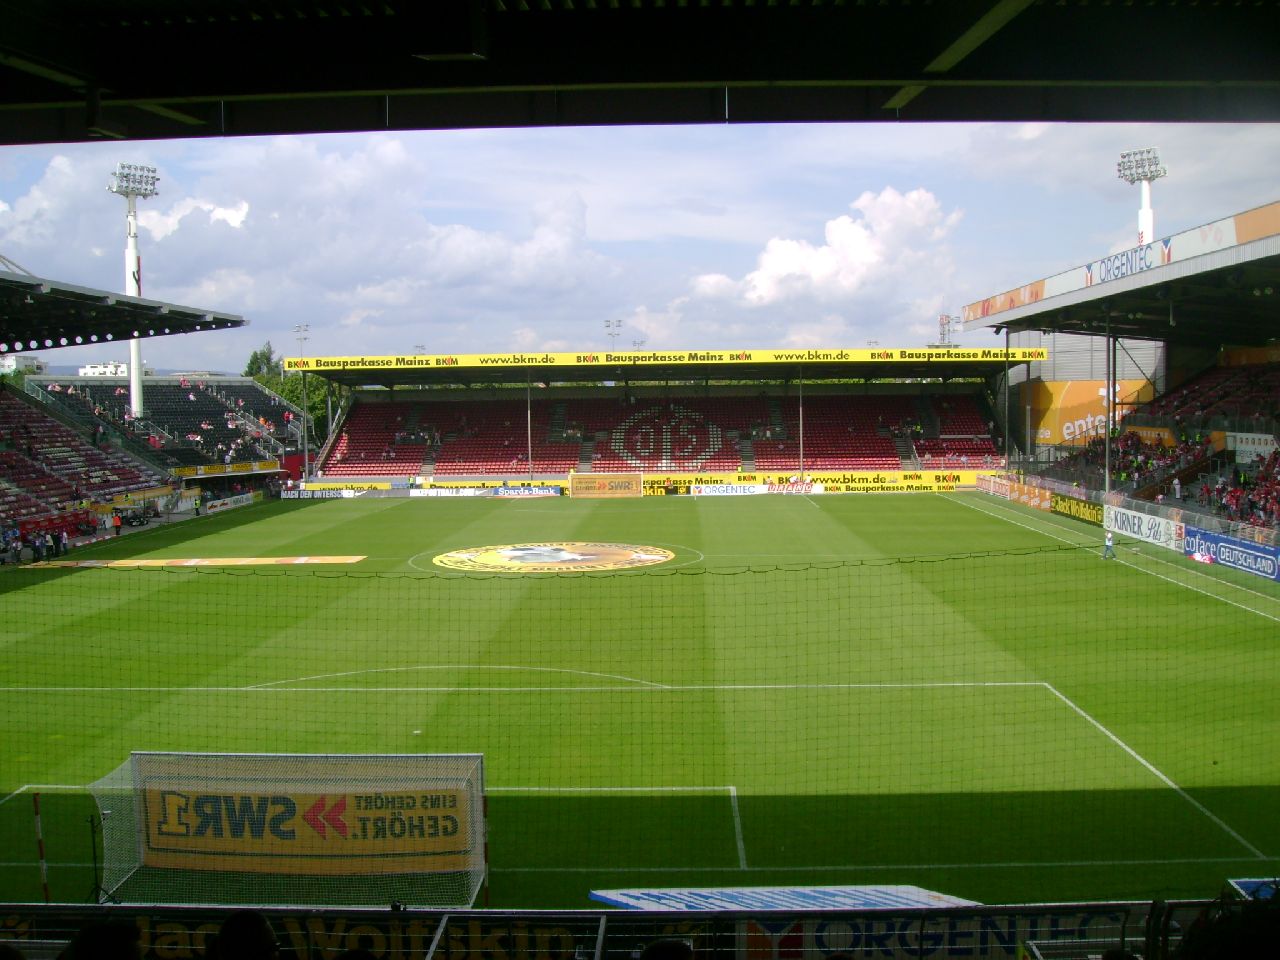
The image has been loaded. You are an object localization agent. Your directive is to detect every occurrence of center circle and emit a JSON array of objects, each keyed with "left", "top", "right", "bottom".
[{"left": 433, "top": 541, "right": 675, "bottom": 573}]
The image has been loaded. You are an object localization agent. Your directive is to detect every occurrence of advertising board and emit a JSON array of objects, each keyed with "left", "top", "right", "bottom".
[
  {"left": 1182, "top": 526, "right": 1280, "bottom": 581},
  {"left": 132, "top": 753, "right": 482, "bottom": 877},
  {"left": 1104, "top": 506, "right": 1183, "bottom": 552},
  {"left": 569, "top": 474, "right": 643, "bottom": 498},
  {"left": 1050, "top": 493, "right": 1103, "bottom": 526},
  {"left": 285, "top": 348, "right": 1049, "bottom": 374},
  {"left": 644, "top": 471, "right": 979, "bottom": 494},
  {"left": 1225, "top": 432, "right": 1278, "bottom": 463}
]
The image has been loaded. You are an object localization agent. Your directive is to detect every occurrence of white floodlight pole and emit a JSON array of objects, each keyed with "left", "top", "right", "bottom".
[
  {"left": 294, "top": 323, "right": 310, "bottom": 479},
  {"left": 604, "top": 318, "right": 621, "bottom": 350},
  {"left": 108, "top": 163, "right": 159, "bottom": 417},
  {"left": 1116, "top": 148, "right": 1168, "bottom": 246}
]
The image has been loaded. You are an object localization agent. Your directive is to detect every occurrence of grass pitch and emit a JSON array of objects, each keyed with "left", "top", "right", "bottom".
[{"left": 2, "top": 491, "right": 1278, "bottom": 908}]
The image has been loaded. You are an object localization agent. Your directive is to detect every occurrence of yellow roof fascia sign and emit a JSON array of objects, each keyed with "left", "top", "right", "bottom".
[{"left": 284, "top": 347, "right": 1048, "bottom": 373}]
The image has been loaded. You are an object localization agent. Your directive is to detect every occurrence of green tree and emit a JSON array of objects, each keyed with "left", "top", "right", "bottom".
[{"left": 243, "top": 341, "right": 280, "bottom": 378}]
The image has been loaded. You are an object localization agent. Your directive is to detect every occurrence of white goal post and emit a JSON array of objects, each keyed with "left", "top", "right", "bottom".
[{"left": 89, "top": 752, "right": 486, "bottom": 907}]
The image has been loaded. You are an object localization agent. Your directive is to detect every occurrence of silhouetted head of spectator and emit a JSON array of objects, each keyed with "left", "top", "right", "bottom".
[
  {"left": 211, "top": 910, "right": 279, "bottom": 960},
  {"left": 0, "top": 942, "right": 28, "bottom": 960},
  {"left": 60, "top": 920, "right": 141, "bottom": 960},
  {"left": 1175, "top": 900, "right": 1280, "bottom": 959},
  {"left": 640, "top": 939, "right": 695, "bottom": 960}
]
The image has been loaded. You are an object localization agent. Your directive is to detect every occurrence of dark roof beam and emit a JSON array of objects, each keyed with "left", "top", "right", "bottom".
[{"left": 882, "top": 0, "right": 1036, "bottom": 113}]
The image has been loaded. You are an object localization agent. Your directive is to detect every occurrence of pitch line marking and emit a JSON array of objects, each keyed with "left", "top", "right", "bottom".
[
  {"left": 942, "top": 494, "right": 1280, "bottom": 625},
  {"left": 247, "top": 665, "right": 671, "bottom": 690},
  {"left": 1043, "top": 682, "right": 1267, "bottom": 860},
  {"left": 728, "top": 785, "right": 748, "bottom": 869},
  {"left": 962, "top": 492, "right": 1280, "bottom": 608},
  {"left": 0, "top": 784, "right": 84, "bottom": 808},
  {"left": 0, "top": 680, "right": 1046, "bottom": 693}
]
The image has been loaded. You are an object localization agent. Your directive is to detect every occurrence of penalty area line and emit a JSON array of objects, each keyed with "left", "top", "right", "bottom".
[{"left": 1043, "top": 682, "right": 1267, "bottom": 860}]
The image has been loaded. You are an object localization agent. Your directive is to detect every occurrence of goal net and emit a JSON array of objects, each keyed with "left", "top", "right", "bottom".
[{"left": 88, "top": 752, "right": 485, "bottom": 907}]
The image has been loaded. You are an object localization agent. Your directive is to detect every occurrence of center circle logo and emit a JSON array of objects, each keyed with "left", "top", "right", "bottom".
[{"left": 433, "top": 542, "right": 675, "bottom": 573}]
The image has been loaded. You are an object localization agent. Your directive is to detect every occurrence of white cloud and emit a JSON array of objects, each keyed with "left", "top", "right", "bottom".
[
  {"left": 339, "top": 307, "right": 382, "bottom": 328},
  {"left": 625, "top": 301, "right": 688, "bottom": 346},
  {"left": 689, "top": 186, "right": 960, "bottom": 313},
  {"left": 139, "top": 198, "right": 249, "bottom": 240},
  {"left": 1012, "top": 122, "right": 1051, "bottom": 142},
  {"left": 2, "top": 121, "right": 1278, "bottom": 371}
]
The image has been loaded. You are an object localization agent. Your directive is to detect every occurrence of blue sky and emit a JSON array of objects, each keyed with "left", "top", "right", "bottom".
[{"left": 1, "top": 121, "right": 1277, "bottom": 373}]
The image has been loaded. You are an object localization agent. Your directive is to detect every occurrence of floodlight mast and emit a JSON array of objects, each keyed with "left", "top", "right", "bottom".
[
  {"left": 294, "top": 323, "right": 310, "bottom": 479},
  {"left": 108, "top": 163, "right": 159, "bottom": 418},
  {"left": 1116, "top": 148, "right": 1167, "bottom": 246}
]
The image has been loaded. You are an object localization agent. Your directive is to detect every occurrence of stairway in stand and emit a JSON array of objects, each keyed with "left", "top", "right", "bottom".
[{"left": 894, "top": 433, "right": 917, "bottom": 467}]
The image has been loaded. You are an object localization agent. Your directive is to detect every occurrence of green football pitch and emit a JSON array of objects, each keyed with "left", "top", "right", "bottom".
[{"left": 2, "top": 491, "right": 1278, "bottom": 908}]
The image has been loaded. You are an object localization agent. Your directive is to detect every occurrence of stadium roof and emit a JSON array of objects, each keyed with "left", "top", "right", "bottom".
[
  {"left": 2, "top": 0, "right": 1279, "bottom": 146},
  {"left": 285, "top": 347, "right": 1048, "bottom": 389},
  {"left": 961, "top": 201, "right": 1280, "bottom": 349},
  {"left": 0, "top": 267, "right": 247, "bottom": 356}
]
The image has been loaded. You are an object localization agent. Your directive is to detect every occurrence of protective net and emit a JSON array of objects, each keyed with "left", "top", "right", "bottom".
[{"left": 2, "top": 539, "right": 1278, "bottom": 906}]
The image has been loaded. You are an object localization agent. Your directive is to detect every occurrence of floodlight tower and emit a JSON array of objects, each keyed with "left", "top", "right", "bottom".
[
  {"left": 1116, "top": 148, "right": 1167, "bottom": 246},
  {"left": 294, "top": 323, "right": 310, "bottom": 479},
  {"left": 108, "top": 163, "right": 159, "bottom": 417},
  {"left": 604, "top": 318, "right": 621, "bottom": 350}
]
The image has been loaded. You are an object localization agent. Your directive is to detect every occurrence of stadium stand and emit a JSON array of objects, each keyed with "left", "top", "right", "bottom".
[
  {"left": 1041, "top": 429, "right": 1216, "bottom": 493},
  {"left": 755, "top": 395, "right": 915, "bottom": 471},
  {"left": 1199, "top": 447, "right": 1280, "bottom": 528},
  {"left": 1141, "top": 363, "right": 1280, "bottom": 425},
  {"left": 578, "top": 396, "right": 757, "bottom": 474},
  {"left": 35, "top": 377, "right": 292, "bottom": 466},
  {"left": 317, "top": 391, "right": 1003, "bottom": 477},
  {"left": 0, "top": 390, "right": 161, "bottom": 536},
  {"left": 1036, "top": 360, "right": 1280, "bottom": 523},
  {"left": 320, "top": 397, "right": 584, "bottom": 477}
]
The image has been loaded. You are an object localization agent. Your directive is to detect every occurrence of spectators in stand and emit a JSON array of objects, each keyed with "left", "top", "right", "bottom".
[
  {"left": 1048, "top": 430, "right": 1212, "bottom": 493},
  {"left": 59, "top": 919, "right": 142, "bottom": 960},
  {"left": 209, "top": 909, "right": 280, "bottom": 960}
]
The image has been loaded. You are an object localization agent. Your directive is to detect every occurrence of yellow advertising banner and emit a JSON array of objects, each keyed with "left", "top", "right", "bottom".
[
  {"left": 1025, "top": 379, "right": 1155, "bottom": 445},
  {"left": 305, "top": 481, "right": 393, "bottom": 491},
  {"left": 424, "top": 479, "right": 563, "bottom": 489},
  {"left": 172, "top": 460, "right": 280, "bottom": 478},
  {"left": 1222, "top": 346, "right": 1280, "bottom": 366},
  {"left": 284, "top": 347, "right": 1047, "bottom": 373},
  {"left": 1009, "top": 480, "right": 1052, "bottom": 512},
  {"left": 638, "top": 470, "right": 981, "bottom": 493},
  {"left": 1050, "top": 492, "right": 1104, "bottom": 526},
  {"left": 135, "top": 753, "right": 480, "bottom": 877},
  {"left": 569, "top": 474, "right": 643, "bottom": 498}
]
